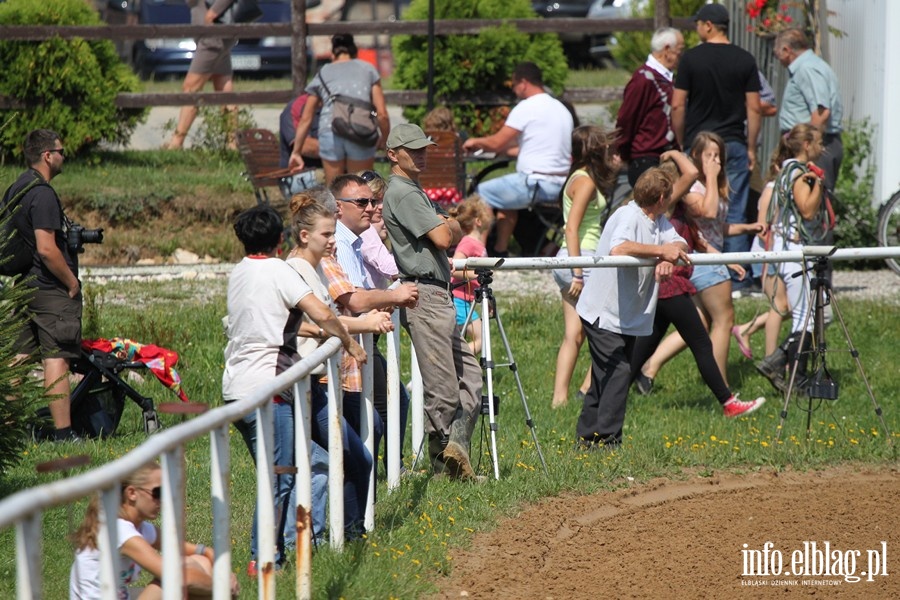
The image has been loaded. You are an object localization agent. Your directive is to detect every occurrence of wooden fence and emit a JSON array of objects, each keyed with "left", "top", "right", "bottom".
[{"left": 0, "top": 0, "right": 689, "bottom": 110}]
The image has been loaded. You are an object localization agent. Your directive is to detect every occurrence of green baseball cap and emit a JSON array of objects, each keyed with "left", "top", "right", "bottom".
[{"left": 386, "top": 124, "right": 437, "bottom": 150}]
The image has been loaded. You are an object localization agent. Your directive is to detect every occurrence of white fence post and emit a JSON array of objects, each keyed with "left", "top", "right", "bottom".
[
  {"left": 15, "top": 512, "right": 41, "bottom": 600},
  {"left": 293, "top": 378, "right": 313, "bottom": 600},
  {"left": 210, "top": 425, "right": 232, "bottom": 600},
  {"left": 97, "top": 488, "right": 120, "bottom": 600},
  {"left": 360, "top": 333, "right": 376, "bottom": 531},
  {"left": 326, "top": 355, "right": 345, "bottom": 551},
  {"left": 160, "top": 448, "right": 186, "bottom": 600},
  {"left": 386, "top": 312, "right": 402, "bottom": 490},
  {"left": 256, "top": 401, "right": 277, "bottom": 599}
]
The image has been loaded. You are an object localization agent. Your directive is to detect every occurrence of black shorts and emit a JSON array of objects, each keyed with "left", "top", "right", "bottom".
[{"left": 15, "top": 286, "right": 82, "bottom": 360}]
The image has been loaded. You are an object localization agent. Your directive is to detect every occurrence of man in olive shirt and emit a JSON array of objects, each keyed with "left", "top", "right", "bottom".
[{"left": 381, "top": 124, "right": 482, "bottom": 480}]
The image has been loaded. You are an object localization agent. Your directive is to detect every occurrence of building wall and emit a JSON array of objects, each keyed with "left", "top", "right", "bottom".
[{"left": 828, "top": 0, "right": 899, "bottom": 204}]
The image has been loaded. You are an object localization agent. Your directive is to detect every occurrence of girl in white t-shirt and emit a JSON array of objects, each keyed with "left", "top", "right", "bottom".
[{"left": 69, "top": 462, "right": 239, "bottom": 599}]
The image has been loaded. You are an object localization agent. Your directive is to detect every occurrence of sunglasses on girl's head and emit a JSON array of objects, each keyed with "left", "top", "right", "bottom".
[{"left": 359, "top": 170, "right": 382, "bottom": 183}]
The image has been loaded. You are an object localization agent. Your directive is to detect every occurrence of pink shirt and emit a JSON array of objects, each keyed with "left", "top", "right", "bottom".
[
  {"left": 359, "top": 225, "right": 397, "bottom": 290},
  {"left": 451, "top": 235, "right": 487, "bottom": 302}
]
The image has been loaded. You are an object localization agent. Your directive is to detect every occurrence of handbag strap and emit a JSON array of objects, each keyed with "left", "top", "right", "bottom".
[{"left": 315, "top": 68, "right": 334, "bottom": 102}]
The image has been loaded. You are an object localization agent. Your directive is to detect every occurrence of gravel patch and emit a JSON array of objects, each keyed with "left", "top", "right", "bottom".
[{"left": 81, "top": 263, "right": 900, "bottom": 303}]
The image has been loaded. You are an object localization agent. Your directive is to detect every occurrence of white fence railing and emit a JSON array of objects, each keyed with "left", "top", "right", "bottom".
[{"left": 1, "top": 248, "right": 898, "bottom": 599}]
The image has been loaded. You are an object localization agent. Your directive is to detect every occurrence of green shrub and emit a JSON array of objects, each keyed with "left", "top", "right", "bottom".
[
  {"left": 611, "top": 0, "right": 706, "bottom": 73},
  {"left": 0, "top": 275, "right": 44, "bottom": 474},
  {"left": 832, "top": 118, "right": 878, "bottom": 266},
  {"left": 392, "top": 0, "right": 569, "bottom": 135},
  {"left": 162, "top": 106, "right": 257, "bottom": 156},
  {"left": 0, "top": 0, "right": 146, "bottom": 159}
]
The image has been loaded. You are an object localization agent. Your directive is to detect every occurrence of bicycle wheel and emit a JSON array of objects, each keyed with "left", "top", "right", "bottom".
[{"left": 877, "top": 189, "right": 900, "bottom": 275}]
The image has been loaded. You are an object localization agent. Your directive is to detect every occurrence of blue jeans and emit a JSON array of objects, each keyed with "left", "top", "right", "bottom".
[
  {"left": 723, "top": 140, "right": 751, "bottom": 285},
  {"left": 477, "top": 172, "right": 564, "bottom": 210},
  {"left": 311, "top": 380, "right": 372, "bottom": 539},
  {"left": 232, "top": 399, "right": 329, "bottom": 560}
]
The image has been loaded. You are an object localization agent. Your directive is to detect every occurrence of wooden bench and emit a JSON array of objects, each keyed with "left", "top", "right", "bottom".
[
  {"left": 235, "top": 128, "right": 317, "bottom": 208},
  {"left": 420, "top": 130, "right": 467, "bottom": 206}
]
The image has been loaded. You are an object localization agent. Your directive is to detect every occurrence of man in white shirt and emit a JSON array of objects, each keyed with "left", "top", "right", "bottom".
[
  {"left": 463, "top": 62, "right": 574, "bottom": 256},
  {"left": 575, "top": 169, "right": 689, "bottom": 450}
]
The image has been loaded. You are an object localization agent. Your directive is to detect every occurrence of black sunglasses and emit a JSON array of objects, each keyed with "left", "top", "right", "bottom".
[
  {"left": 138, "top": 486, "right": 162, "bottom": 500},
  {"left": 339, "top": 197, "right": 382, "bottom": 208},
  {"left": 47, "top": 148, "right": 66, "bottom": 158},
  {"left": 359, "top": 170, "right": 382, "bottom": 183}
]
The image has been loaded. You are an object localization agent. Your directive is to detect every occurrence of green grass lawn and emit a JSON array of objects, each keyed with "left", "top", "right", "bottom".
[{"left": 0, "top": 277, "right": 896, "bottom": 598}]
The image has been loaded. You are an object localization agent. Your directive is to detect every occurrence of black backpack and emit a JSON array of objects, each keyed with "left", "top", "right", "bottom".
[{"left": 0, "top": 175, "right": 47, "bottom": 277}]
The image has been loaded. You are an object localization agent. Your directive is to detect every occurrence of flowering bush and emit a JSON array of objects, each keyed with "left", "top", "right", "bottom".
[{"left": 745, "top": 0, "right": 795, "bottom": 36}]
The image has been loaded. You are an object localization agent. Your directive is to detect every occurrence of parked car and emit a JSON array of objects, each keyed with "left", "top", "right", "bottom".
[
  {"left": 587, "top": 0, "right": 632, "bottom": 67},
  {"left": 531, "top": 0, "right": 595, "bottom": 67},
  {"left": 104, "top": 0, "right": 313, "bottom": 80}
]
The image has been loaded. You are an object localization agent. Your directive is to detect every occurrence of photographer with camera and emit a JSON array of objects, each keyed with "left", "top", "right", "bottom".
[{"left": 5, "top": 129, "right": 97, "bottom": 442}]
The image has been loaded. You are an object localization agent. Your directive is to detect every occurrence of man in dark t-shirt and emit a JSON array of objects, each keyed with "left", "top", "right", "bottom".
[
  {"left": 6, "top": 129, "right": 82, "bottom": 442},
  {"left": 672, "top": 3, "right": 761, "bottom": 286}
]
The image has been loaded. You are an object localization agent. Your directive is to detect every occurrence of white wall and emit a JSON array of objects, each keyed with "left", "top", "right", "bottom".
[{"left": 828, "top": 0, "right": 900, "bottom": 204}]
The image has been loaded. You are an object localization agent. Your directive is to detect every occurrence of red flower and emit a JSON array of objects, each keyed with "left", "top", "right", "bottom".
[
  {"left": 785, "top": 15, "right": 793, "bottom": 23},
  {"left": 763, "top": 17, "right": 771, "bottom": 26}
]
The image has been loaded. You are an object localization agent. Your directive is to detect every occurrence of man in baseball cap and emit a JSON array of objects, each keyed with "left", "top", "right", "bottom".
[
  {"left": 380, "top": 122, "right": 483, "bottom": 481},
  {"left": 693, "top": 3, "right": 730, "bottom": 26}
]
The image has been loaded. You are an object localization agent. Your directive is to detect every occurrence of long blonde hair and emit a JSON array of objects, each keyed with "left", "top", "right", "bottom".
[{"left": 70, "top": 462, "right": 160, "bottom": 551}]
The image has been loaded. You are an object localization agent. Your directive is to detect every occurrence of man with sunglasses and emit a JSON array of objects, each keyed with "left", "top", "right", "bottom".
[
  {"left": 5, "top": 129, "right": 82, "bottom": 442},
  {"left": 382, "top": 124, "right": 483, "bottom": 481}
]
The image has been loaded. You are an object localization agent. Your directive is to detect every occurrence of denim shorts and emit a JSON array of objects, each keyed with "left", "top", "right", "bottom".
[
  {"left": 318, "top": 124, "right": 377, "bottom": 162},
  {"left": 551, "top": 246, "right": 592, "bottom": 292},
  {"left": 454, "top": 296, "right": 479, "bottom": 325},
  {"left": 477, "top": 172, "right": 564, "bottom": 210},
  {"left": 690, "top": 263, "right": 730, "bottom": 292}
]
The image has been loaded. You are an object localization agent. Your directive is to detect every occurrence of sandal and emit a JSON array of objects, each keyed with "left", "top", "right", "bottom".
[{"left": 731, "top": 325, "right": 753, "bottom": 359}]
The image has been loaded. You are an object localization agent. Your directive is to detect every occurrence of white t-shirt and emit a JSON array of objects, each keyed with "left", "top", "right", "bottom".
[
  {"left": 222, "top": 256, "right": 312, "bottom": 401},
  {"left": 69, "top": 518, "right": 158, "bottom": 600},
  {"left": 504, "top": 92, "right": 573, "bottom": 176},
  {"left": 577, "top": 201, "right": 685, "bottom": 336}
]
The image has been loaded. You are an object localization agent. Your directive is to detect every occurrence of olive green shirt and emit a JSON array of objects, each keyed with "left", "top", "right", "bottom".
[{"left": 382, "top": 174, "right": 451, "bottom": 282}]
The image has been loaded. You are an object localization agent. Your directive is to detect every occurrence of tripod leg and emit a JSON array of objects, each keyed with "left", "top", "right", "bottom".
[
  {"left": 481, "top": 292, "right": 501, "bottom": 480},
  {"left": 827, "top": 294, "right": 892, "bottom": 443},
  {"left": 489, "top": 298, "right": 550, "bottom": 476}
]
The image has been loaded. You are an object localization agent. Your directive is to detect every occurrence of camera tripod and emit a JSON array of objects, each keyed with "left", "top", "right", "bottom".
[
  {"left": 775, "top": 249, "right": 890, "bottom": 442},
  {"left": 460, "top": 267, "right": 549, "bottom": 480}
]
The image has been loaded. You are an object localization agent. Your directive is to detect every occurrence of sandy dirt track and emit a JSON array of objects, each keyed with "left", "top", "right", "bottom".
[{"left": 431, "top": 467, "right": 899, "bottom": 599}]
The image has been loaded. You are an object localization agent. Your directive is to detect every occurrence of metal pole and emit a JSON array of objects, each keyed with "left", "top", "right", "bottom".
[
  {"left": 326, "top": 355, "right": 345, "bottom": 550},
  {"left": 361, "top": 333, "right": 375, "bottom": 531},
  {"left": 210, "top": 426, "right": 232, "bottom": 600},
  {"left": 426, "top": 0, "right": 435, "bottom": 111},
  {"left": 293, "top": 379, "right": 313, "bottom": 600}
]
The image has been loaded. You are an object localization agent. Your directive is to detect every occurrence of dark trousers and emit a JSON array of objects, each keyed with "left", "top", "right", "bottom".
[
  {"left": 815, "top": 133, "right": 843, "bottom": 194},
  {"left": 576, "top": 319, "right": 634, "bottom": 447},
  {"left": 627, "top": 156, "right": 661, "bottom": 188},
  {"left": 630, "top": 293, "right": 731, "bottom": 404}
]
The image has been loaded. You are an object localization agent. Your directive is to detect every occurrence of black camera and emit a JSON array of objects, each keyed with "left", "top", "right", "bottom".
[{"left": 67, "top": 224, "right": 104, "bottom": 253}]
